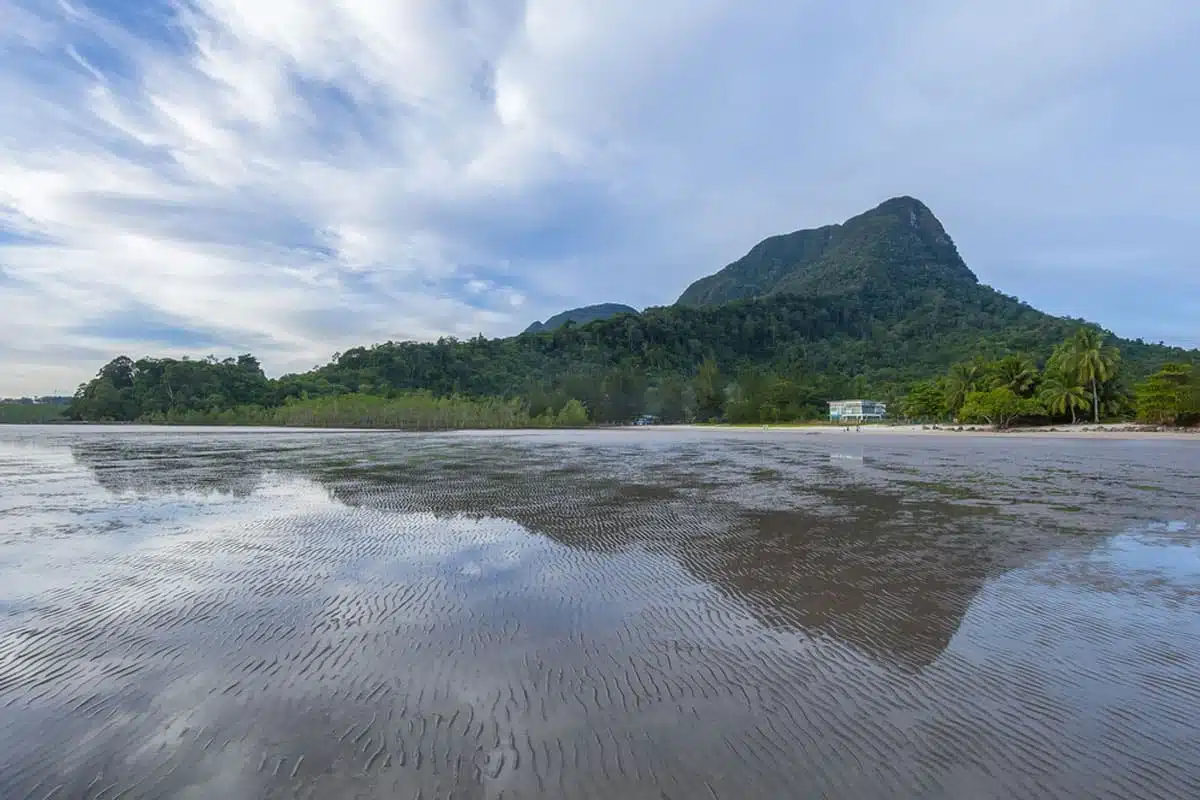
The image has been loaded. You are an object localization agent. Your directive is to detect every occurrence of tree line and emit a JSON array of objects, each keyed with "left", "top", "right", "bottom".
[
  {"left": 62, "top": 286, "right": 1197, "bottom": 429},
  {"left": 65, "top": 355, "right": 593, "bottom": 430},
  {"left": 141, "top": 392, "right": 589, "bottom": 430},
  {"left": 0, "top": 403, "right": 68, "bottom": 424},
  {"left": 902, "top": 329, "right": 1199, "bottom": 428}
]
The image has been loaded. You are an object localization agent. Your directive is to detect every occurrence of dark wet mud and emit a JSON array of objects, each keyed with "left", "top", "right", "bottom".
[{"left": 1, "top": 426, "right": 1197, "bottom": 799}]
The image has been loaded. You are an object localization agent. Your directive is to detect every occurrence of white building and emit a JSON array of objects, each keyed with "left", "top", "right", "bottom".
[{"left": 828, "top": 399, "right": 887, "bottom": 422}]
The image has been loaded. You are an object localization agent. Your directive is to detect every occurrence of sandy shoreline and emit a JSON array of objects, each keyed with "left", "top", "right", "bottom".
[
  {"left": 5, "top": 421, "right": 1197, "bottom": 441},
  {"left": 674, "top": 423, "right": 1200, "bottom": 441}
]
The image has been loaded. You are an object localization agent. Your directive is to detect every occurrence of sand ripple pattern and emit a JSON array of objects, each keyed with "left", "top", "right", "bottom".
[{"left": 0, "top": 428, "right": 1198, "bottom": 799}]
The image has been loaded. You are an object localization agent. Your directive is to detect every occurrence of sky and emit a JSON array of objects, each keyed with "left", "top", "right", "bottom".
[{"left": 2, "top": 0, "right": 1198, "bottom": 396}]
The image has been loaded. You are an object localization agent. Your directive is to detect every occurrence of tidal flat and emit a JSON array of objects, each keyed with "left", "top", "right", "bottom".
[{"left": 0, "top": 426, "right": 1197, "bottom": 799}]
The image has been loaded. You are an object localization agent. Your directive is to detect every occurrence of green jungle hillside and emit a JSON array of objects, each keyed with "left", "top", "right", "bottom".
[{"left": 65, "top": 197, "right": 1198, "bottom": 427}]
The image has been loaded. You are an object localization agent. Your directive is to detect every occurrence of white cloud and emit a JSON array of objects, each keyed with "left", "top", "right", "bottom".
[{"left": 1, "top": 0, "right": 1198, "bottom": 395}]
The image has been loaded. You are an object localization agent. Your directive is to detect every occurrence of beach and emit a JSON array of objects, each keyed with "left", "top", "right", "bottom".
[
  {"left": 683, "top": 422, "right": 1200, "bottom": 441},
  {"left": 2, "top": 425, "right": 1197, "bottom": 798}
]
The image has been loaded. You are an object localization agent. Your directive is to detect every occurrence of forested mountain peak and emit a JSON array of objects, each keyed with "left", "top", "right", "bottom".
[
  {"left": 676, "top": 195, "right": 977, "bottom": 306},
  {"left": 524, "top": 303, "right": 640, "bottom": 333},
  {"left": 64, "top": 194, "right": 1198, "bottom": 428}
]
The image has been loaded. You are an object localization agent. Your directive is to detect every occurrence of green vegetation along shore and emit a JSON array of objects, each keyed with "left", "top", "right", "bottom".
[
  {"left": 58, "top": 324, "right": 1198, "bottom": 432},
  {"left": 904, "top": 329, "right": 1198, "bottom": 429},
  {"left": 0, "top": 403, "right": 68, "bottom": 424},
  {"left": 138, "top": 392, "right": 588, "bottom": 430}
]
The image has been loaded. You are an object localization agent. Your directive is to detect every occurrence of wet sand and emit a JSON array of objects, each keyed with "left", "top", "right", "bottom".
[{"left": 1, "top": 426, "right": 1198, "bottom": 798}]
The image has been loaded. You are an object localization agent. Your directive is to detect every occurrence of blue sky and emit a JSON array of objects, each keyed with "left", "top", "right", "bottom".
[{"left": 1, "top": 0, "right": 1198, "bottom": 395}]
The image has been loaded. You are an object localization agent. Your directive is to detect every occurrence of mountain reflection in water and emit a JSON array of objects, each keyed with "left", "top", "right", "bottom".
[{"left": 0, "top": 427, "right": 1196, "bottom": 799}]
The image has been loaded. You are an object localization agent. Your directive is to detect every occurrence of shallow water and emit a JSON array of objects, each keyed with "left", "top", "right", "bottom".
[{"left": 1, "top": 426, "right": 1198, "bottom": 799}]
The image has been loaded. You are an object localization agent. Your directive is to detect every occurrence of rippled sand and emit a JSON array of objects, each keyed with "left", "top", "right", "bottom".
[{"left": 1, "top": 426, "right": 1198, "bottom": 799}]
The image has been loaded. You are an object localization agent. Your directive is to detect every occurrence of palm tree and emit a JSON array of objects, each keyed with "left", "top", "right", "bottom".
[
  {"left": 990, "top": 354, "right": 1037, "bottom": 397},
  {"left": 944, "top": 359, "right": 985, "bottom": 418},
  {"left": 1064, "top": 328, "right": 1120, "bottom": 423},
  {"left": 1039, "top": 371, "right": 1088, "bottom": 424}
]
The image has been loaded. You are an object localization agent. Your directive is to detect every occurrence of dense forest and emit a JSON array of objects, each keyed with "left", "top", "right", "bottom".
[
  {"left": 62, "top": 302, "right": 1198, "bottom": 429},
  {"left": 61, "top": 196, "right": 1199, "bottom": 429}
]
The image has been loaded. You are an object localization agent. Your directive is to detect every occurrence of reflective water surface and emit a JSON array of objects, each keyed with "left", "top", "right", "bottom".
[{"left": 1, "top": 426, "right": 1197, "bottom": 799}]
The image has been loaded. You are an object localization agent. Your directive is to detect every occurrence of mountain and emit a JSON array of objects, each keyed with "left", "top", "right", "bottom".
[
  {"left": 678, "top": 196, "right": 974, "bottom": 306},
  {"left": 525, "top": 303, "right": 639, "bottom": 333},
  {"left": 67, "top": 195, "right": 1198, "bottom": 426}
]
